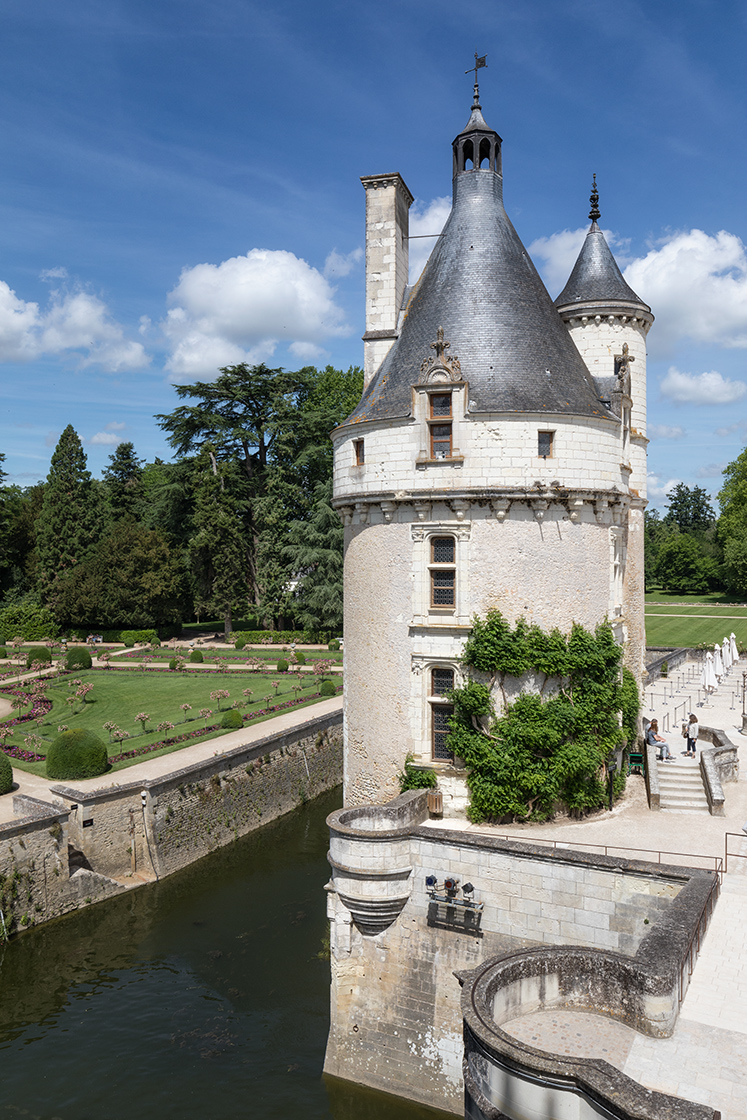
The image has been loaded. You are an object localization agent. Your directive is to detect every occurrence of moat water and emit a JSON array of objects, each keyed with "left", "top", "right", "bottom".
[{"left": 0, "top": 788, "right": 450, "bottom": 1120}]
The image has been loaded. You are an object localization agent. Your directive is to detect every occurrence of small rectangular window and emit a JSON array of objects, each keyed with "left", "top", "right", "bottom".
[
  {"left": 431, "top": 571, "right": 455, "bottom": 606},
  {"left": 353, "top": 438, "right": 365, "bottom": 465},
  {"left": 432, "top": 704, "right": 454, "bottom": 761},
  {"left": 429, "top": 393, "right": 452, "bottom": 418},
  {"left": 538, "top": 430, "right": 554, "bottom": 458},
  {"left": 430, "top": 424, "right": 452, "bottom": 459},
  {"left": 432, "top": 667, "right": 454, "bottom": 696}
]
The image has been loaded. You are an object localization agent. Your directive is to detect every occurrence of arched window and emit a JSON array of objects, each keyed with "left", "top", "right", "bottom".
[
  {"left": 462, "top": 139, "right": 474, "bottom": 170},
  {"left": 478, "top": 137, "right": 492, "bottom": 169}
]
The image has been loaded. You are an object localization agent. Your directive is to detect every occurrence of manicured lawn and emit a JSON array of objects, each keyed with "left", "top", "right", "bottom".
[
  {"left": 645, "top": 613, "right": 747, "bottom": 649},
  {"left": 114, "top": 647, "right": 344, "bottom": 665},
  {"left": 1, "top": 667, "right": 340, "bottom": 776},
  {"left": 645, "top": 590, "right": 747, "bottom": 606}
]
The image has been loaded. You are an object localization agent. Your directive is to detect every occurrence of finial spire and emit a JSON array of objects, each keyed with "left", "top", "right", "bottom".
[
  {"left": 589, "top": 173, "right": 600, "bottom": 222},
  {"left": 465, "top": 51, "right": 487, "bottom": 109}
]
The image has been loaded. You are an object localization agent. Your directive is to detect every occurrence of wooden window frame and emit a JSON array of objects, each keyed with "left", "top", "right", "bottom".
[
  {"left": 427, "top": 392, "right": 453, "bottom": 460},
  {"left": 353, "top": 438, "right": 365, "bottom": 466}
]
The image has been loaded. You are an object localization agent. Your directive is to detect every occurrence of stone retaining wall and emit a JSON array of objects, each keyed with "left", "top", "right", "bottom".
[{"left": 0, "top": 710, "right": 342, "bottom": 936}]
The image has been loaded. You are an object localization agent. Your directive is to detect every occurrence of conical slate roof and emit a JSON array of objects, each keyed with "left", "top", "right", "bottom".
[
  {"left": 555, "top": 221, "right": 648, "bottom": 309},
  {"left": 348, "top": 110, "right": 610, "bottom": 424}
]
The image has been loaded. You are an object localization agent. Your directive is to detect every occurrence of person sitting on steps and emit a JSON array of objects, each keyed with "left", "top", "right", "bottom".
[{"left": 646, "top": 718, "right": 674, "bottom": 761}]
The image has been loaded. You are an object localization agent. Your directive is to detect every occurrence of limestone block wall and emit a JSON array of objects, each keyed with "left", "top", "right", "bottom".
[
  {"left": 361, "top": 173, "right": 413, "bottom": 386},
  {"left": 333, "top": 410, "right": 625, "bottom": 500},
  {"left": 324, "top": 794, "right": 710, "bottom": 1114},
  {"left": 53, "top": 710, "right": 343, "bottom": 880},
  {"left": 0, "top": 797, "right": 121, "bottom": 937}
]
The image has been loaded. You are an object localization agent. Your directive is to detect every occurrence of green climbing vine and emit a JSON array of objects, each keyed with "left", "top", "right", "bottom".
[{"left": 448, "top": 611, "right": 640, "bottom": 823}]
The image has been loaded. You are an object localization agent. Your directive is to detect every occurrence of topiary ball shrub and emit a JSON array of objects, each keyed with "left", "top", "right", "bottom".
[
  {"left": 168, "top": 658, "right": 178, "bottom": 671},
  {"left": 46, "top": 729, "right": 109, "bottom": 780},
  {"left": 26, "top": 646, "right": 52, "bottom": 669},
  {"left": 319, "top": 680, "right": 337, "bottom": 697},
  {"left": 276, "top": 659, "right": 289, "bottom": 673},
  {"left": 221, "top": 709, "right": 243, "bottom": 730},
  {"left": 295, "top": 651, "right": 306, "bottom": 665},
  {"left": 65, "top": 648, "right": 92, "bottom": 671},
  {"left": 328, "top": 639, "right": 340, "bottom": 651},
  {"left": 124, "top": 637, "right": 134, "bottom": 647},
  {"left": 189, "top": 649, "right": 204, "bottom": 663},
  {"left": 0, "top": 648, "right": 7, "bottom": 658},
  {"left": 0, "top": 753, "right": 13, "bottom": 795},
  {"left": 234, "top": 636, "right": 247, "bottom": 650}
]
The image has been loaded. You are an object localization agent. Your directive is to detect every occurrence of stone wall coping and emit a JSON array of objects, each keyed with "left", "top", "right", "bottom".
[
  {"left": 411, "top": 822, "right": 700, "bottom": 884},
  {"left": 645, "top": 741, "right": 661, "bottom": 810},
  {"left": 461, "top": 970, "right": 715, "bottom": 1120},
  {"left": 50, "top": 709, "right": 342, "bottom": 804},
  {"left": 327, "top": 790, "right": 429, "bottom": 838},
  {"left": 0, "top": 799, "right": 68, "bottom": 840}
]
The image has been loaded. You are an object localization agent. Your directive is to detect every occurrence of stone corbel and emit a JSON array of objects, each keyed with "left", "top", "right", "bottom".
[
  {"left": 413, "top": 500, "right": 432, "bottom": 523},
  {"left": 411, "top": 656, "right": 426, "bottom": 676},
  {"left": 411, "top": 526, "right": 426, "bottom": 542},
  {"left": 449, "top": 498, "right": 470, "bottom": 522},
  {"left": 380, "top": 500, "right": 397, "bottom": 523},
  {"left": 569, "top": 498, "right": 585, "bottom": 523},
  {"left": 338, "top": 505, "right": 354, "bottom": 527},
  {"left": 491, "top": 498, "right": 511, "bottom": 522},
  {"left": 532, "top": 498, "right": 549, "bottom": 523},
  {"left": 594, "top": 498, "right": 611, "bottom": 525},
  {"left": 354, "top": 502, "right": 369, "bottom": 525}
]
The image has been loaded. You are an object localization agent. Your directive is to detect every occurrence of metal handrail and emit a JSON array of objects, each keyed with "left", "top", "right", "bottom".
[
  {"left": 488, "top": 832, "right": 724, "bottom": 879},
  {"left": 724, "top": 831, "right": 747, "bottom": 874}
]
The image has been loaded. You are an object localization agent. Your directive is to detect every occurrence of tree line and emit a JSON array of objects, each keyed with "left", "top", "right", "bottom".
[
  {"left": 0, "top": 363, "right": 362, "bottom": 639},
  {"left": 645, "top": 463, "right": 747, "bottom": 598}
]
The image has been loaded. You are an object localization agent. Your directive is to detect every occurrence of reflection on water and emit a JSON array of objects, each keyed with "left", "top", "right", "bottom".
[{"left": 0, "top": 788, "right": 452, "bottom": 1120}]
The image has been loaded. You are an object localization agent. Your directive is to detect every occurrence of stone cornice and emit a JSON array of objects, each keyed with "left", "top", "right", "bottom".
[
  {"left": 557, "top": 301, "right": 654, "bottom": 332},
  {"left": 334, "top": 486, "right": 632, "bottom": 526}
]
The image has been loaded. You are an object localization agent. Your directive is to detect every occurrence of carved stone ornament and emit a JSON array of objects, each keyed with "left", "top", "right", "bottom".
[
  {"left": 491, "top": 498, "right": 511, "bottom": 522},
  {"left": 411, "top": 526, "right": 426, "bottom": 542},
  {"left": 614, "top": 342, "right": 634, "bottom": 398},
  {"left": 532, "top": 498, "right": 549, "bottom": 523},
  {"left": 338, "top": 505, "right": 354, "bottom": 526},
  {"left": 420, "top": 326, "right": 462, "bottom": 382},
  {"left": 380, "top": 500, "right": 397, "bottom": 523},
  {"left": 449, "top": 498, "right": 470, "bottom": 522},
  {"left": 413, "top": 500, "right": 432, "bottom": 522},
  {"left": 569, "top": 498, "right": 585, "bottom": 523},
  {"left": 354, "top": 502, "right": 369, "bottom": 525}
]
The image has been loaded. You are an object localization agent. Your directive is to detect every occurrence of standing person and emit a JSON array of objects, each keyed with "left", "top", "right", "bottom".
[
  {"left": 685, "top": 713, "right": 699, "bottom": 758},
  {"left": 646, "top": 719, "right": 674, "bottom": 761}
]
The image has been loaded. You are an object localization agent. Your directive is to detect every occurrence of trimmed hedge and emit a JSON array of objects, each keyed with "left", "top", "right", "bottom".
[
  {"left": 120, "top": 629, "right": 159, "bottom": 647},
  {"left": 189, "top": 649, "right": 204, "bottom": 663},
  {"left": 232, "top": 630, "right": 322, "bottom": 646},
  {"left": 0, "top": 753, "right": 13, "bottom": 795},
  {"left": 319, "top": 680, "right": 337, "bottom": 697},
  {"left": 220, "top": 709, "right": 244, "bottom": 730},
  {"left": 65, "top": 648, "right": 93, "bottom": 671},
  {"left": 46, "top": 729, "right": 109, "bottom": 780},
  {"left": 26, "top": 646, "right": 52, "bottom": 669},
  {"left": 328, "top": 639, "right": 340, "bottom": 651}
]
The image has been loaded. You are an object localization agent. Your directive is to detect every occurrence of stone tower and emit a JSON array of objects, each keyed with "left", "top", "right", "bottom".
[{"left": 332, "top": 90, "right": 652, "bottom": 807}]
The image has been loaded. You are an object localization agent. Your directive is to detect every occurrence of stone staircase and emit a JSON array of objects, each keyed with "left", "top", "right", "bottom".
[{"left": 658, "top": 755, "right": 710, "bottom": 813}]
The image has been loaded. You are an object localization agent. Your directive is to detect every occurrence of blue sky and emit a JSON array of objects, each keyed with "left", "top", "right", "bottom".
[{"left": 1, "top": 0, "right": 746, "bottom": 512}]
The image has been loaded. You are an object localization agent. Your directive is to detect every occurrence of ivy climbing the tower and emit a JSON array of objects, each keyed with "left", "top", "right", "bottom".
[{"left": 447, "top": 611, "right": 639, "bottom": 823}]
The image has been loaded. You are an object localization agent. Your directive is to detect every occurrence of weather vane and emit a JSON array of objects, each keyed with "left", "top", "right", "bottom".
[{"left": 465, "top": 51, "right": 487, "bottom": 107}]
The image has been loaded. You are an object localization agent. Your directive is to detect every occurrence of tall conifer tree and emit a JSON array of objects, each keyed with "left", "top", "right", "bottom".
[{"left": 36, "top": 425, "right": 102, "bottom": 617}]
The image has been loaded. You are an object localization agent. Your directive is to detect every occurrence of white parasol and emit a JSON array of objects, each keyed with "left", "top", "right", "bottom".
[
  {"left": 730, "top": 632, "right": 740, "bottom": 662},
  {"left": 714, "top": 643, "right": 724, "bottom": 678},
  {"left": 722, "top": 636, "right": 732, "bottom": 672},
  {"left": 703, "top": 651, "right": 718, "bottom": 692}
]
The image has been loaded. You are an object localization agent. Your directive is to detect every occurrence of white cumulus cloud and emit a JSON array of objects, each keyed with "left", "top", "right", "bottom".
[
  {"left": 529, "top": 227, "right": 626, "bottom": 296},
  {"left": 409, "top": 197, "right": 451, "bottom": 283},
  {"left": 695, "top": 463, "right": 726, "bottom": 479},
  {"left": 323, "top": 248, "right": 362, "bottom": 279},
  {"left": 624, "top": 229, "right": 747, "bottom": 355},
  {"left": 648, "top": 424, "right": 686, "bottom": 440},
  {"left": 0, "top": 280, "right": 148, "bottom": 371},
  {"left": 163, "top": 248, "right": 350, "bottom": 380},
  {"left": 89, "top": 431, "right": 124, "bottom": 445},
  {"left": 647, "top": 472, "right": 681, "bottom": 503},
  {"left": 660, "top": 366, "right": 747, "bottom": 405}
]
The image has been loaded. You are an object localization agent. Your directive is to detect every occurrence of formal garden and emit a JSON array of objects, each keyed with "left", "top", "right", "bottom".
[{"left": 0, "top": 657, "right": 341, "bottom": 780}]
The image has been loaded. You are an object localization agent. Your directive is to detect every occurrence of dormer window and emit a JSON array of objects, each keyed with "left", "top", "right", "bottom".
[{"left": 429, "top": 393, "right": 452, "bottom": 459}]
